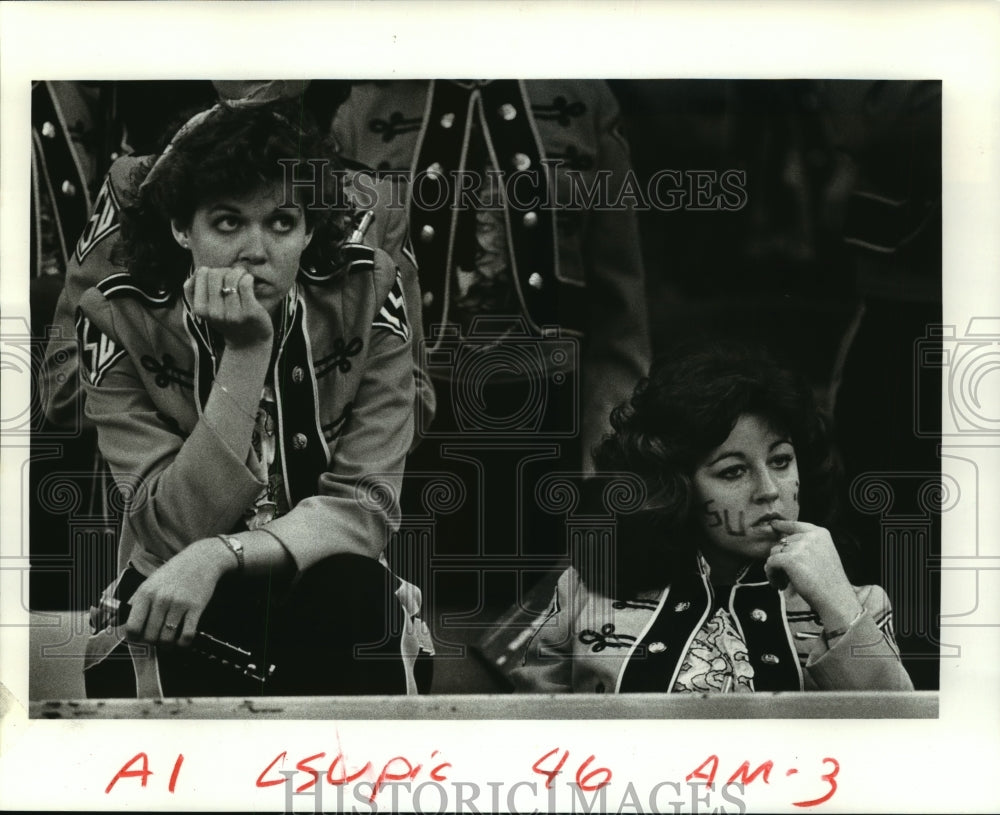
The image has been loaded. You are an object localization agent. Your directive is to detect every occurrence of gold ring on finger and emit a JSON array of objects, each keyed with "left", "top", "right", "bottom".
[{"left": 220, "top": 286, "right": 237, "bottom": 296}]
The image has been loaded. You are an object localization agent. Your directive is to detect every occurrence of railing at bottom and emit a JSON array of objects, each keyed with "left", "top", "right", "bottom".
[{"left": 31, "top": 691, "right": 937, "bottom": 720}]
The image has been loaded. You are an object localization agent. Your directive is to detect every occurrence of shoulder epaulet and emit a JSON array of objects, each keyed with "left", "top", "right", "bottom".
[
  {"left": 300, "top": 243, "right": 376, "bottom": 284},
  {"left": 96, "top": 273, "right": 172, "bottom": 307},
  {"left": 107, "top": 155, "right": 152, "bottom": 207}
]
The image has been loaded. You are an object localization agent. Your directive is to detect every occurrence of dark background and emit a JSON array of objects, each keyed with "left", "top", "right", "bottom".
[{"left": 29, "top": 79, "right": 942, "bottom": 691}]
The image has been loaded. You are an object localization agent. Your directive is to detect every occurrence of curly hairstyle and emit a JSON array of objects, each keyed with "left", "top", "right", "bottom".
[
  {"left": 581, "top": 339, "right": 844, "bottom": 597},
  {"left": 118, "top": 101, "right": 353, "bottom": 298}
]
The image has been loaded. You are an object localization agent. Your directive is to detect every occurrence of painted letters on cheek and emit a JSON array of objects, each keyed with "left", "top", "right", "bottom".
[
  {"left": 723, "top": 510, "right": 747, "bottom": 537},
  {"left": 703, "top": 500, "right": 723, "bottom": 528}
]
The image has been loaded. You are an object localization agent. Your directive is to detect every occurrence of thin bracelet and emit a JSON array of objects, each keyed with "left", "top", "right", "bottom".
[
  {"left": 257, "top": 527, "right": 296, "bottom": 565},
  {"left": 823, "top": 610, "right": 864, "bottom": 645},
  {"left": 257, "top": 527, "right": 285, "bottom": 549},
  {"left": 217, "top": 534, "right": 245, "bottom": 571}
]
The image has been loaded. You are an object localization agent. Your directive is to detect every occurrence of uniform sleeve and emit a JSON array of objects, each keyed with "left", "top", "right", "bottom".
[
  {"left": 329, "top": 88, "right": 360, "bottom": 157},
  {"left": 44, "top": 234, "right": 120, "bottom": 428},
  {"left": 508, "top": 567, "right": 583, "bottom": 694},
  {"left": 43, "top": 159, "right": 145, "bottom": 428},
  {"left": 804, "top": 584, "right": 914, "bottom": 691},
  {"left": 77, "top": 291, "right": 267, "bottom": 569},
  {"left": 260, "top": 259, "right": 416, "bottom": 575},
  {"left": 578, "top": 84, "right": 651, "bottom": 471},
  {"left": 366, "top": 179, "right": 437, "bottom": 437}
]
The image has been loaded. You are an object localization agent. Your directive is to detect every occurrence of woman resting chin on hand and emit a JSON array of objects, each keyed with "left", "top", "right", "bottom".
[
  {"left": 80, "top": 102, "right": 432, "bottom": 698},
  {"left": 509, "top": 342, "right": 913, "bottom": 694}
]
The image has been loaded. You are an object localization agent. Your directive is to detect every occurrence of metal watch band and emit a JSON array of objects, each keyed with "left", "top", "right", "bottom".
[{"left": 216, "top": 534, "right": 245, "bottom": 571}]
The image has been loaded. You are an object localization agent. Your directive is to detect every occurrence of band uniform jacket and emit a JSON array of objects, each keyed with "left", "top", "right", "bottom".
[
  {"left": 332, "top": 80, "right": 651, "bottom": 464},
  {"left": 78, "top": 243, "right": 413, "bottom": 577},
  {"left": 509, "top": 563, "right": 913, "bottom": 693},
  {"left": 43, "top": 154, "right": 436, "bottom": 435},
  {"left": 77, "top": 244, "right": 434, "bottom": 692},
  {"left": 31, "top": 81, "right": 102, "bottom": 278}
]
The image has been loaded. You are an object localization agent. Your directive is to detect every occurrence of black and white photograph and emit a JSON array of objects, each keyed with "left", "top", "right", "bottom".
[
  {"left": 26, "top": 75, "right": 940, "bottom": 701},
  {"left": 2, "top": 2, "right": 998, "bottom": 813}
]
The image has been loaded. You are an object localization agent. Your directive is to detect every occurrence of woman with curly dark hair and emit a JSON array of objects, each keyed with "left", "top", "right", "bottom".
[
  {"left": 79, "top": 101, "right": 433, "bottom": 698},
  {"left": 511, "top": 342, "right": 912, "bottom": 693}
]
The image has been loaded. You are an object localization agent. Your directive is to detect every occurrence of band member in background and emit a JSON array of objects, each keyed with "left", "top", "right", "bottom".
[{"left": 333, "top": 80, "right": 650, "bottom": 472}]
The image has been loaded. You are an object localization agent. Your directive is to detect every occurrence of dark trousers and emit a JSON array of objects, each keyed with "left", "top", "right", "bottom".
[
  {"left": 85, "top": 553, "right": 428, "bottom": 697},
  {"left": 395, "top": 369, "right": 580, "bottom": 643}
]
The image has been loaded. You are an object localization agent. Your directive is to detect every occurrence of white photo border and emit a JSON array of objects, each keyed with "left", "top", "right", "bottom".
[{"left": 2, "top": 1, "right": 998, "bottom": 812}]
